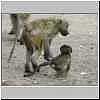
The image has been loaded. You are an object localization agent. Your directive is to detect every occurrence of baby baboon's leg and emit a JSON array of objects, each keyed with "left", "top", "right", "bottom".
[
  {"left": 63, "top": 63, "right": 71, "bottom": 78},
  {"left": 44, "top": 38, "right": 52, "bottom": 61},
  {"left": 9, "top": 14, "right": 18, "bottom": 35},
  {"left": 54, "top": 64, "right": 70, "bottom": 78}
]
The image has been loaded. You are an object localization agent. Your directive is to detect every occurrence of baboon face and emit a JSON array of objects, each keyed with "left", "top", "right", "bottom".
[
  {"left": 58, "top": 19, "right": 69, "bottom": 36},
  {"left": 60, "top": 45, "right": 72, "bottom": 55}
]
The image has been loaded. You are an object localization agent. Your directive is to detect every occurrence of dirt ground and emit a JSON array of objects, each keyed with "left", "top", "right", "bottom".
[{"left": 1, "top": 14, "right": 98, "bottom": 86}]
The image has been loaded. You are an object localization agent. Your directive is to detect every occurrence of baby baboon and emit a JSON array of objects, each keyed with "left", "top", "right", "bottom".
[
  {"left": 21, "top": 18, "right": 70, "bottom": 77},
  {"left": 38, "top": 45, "right": 72, "bottom": 78}
]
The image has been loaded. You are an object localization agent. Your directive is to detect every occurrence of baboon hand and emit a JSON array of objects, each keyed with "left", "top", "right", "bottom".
[{"left": 37, "top": 61, "right": 52, "bottom": 72}]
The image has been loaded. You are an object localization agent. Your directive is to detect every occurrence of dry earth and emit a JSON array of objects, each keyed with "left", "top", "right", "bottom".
[{"left": 1, "top": 14, "right": 98, "bottom": 86}]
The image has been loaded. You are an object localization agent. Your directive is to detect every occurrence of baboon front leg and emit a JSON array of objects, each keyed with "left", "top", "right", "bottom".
[
  {"left": 24, "top": 50, "right": 35, "bottom": 77},
  {"left": 44, "top": 38, "right": 52, "bottom": 61},
  {"left": 24, "top": 50, "right": 32, "bottom": 73}
]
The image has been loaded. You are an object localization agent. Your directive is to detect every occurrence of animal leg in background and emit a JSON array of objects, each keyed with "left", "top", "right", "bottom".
[{"left": 8, "top": 14, "right": 18, "bottom": 35}]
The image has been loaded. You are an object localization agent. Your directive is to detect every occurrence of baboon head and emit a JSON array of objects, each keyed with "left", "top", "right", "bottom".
[
  {"left": 57, "top": 19, "right": 70, "bottom": 36},
  {"left": 60, "top": 45, "right": 72, "bottom": 55}
]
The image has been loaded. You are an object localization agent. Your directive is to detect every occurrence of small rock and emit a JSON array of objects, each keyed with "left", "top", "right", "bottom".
[
  {"left": 80, "top": 45, "right": 84, "bottom": 48},
  {"left": 80, "top": 72, "right": 88, "bottom": 75},
  {"left": 90, "top": 47, "right": 94, "bottom": 49},
  {"left": 33, "top": 81, "right": 38, "bottom": 84},
  {"left": 89, "top": 32, "right": 93, "bottom": 35},
  {"left": 62, "top": 79, "right": 67, "bottom": 82}
]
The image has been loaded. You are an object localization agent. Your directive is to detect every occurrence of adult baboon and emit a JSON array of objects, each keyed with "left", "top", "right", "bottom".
[
  {"left": 21, "top": 18, "right": 70, "bottom": 77},
  {"left": 39, "top": 45, "right": 72, "bottom": 78}
]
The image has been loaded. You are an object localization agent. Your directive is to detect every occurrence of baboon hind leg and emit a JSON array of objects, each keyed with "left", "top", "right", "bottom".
[
  {"left": 24, "top": 50, "right": 32, "bottom": 73},
  {"left": 31, "top": 50, "right": 40, "bottom": 73}
]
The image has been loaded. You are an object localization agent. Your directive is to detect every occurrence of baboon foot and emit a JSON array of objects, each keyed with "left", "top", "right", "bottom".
[
  {"left": 24, "top": 72, "right": 34, "bottom": 77},
  {"left": 24, "top": 69, "right": 32, "bottom": 73},
  {"left": 44, "top": 54, "right": 52, "bottom": 61},
  {"left": 37, "top": 68, "right": 40, "bottom": 72},
  {"left": 8, "top": 31, "right": 15, "bottom": 35},
  {"left": 36, "top": 66, "right": 40, "bottom": 72},
  {"left": 24, "top": 64, "right": 32, "bottom": 73}
]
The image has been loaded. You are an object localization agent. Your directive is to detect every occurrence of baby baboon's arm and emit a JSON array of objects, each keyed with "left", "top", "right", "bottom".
[
  {"left": 37, "top": 61, "right": 52, "bottom": 72},
  {"left": 38, "top": 56, "right": 59, "bottom": 72}
]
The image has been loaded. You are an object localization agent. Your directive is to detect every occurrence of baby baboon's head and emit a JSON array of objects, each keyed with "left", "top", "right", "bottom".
[{"left": 60, "top": 45, "right": 72, "bottom": 55}]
